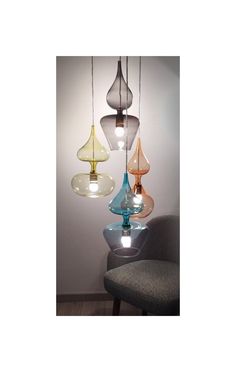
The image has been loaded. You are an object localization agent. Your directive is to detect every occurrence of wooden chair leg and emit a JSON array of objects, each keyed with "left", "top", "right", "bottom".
[
  {"left": 112, "top": 298, "right": 121, "bottom": 315},
  {"left": 142, "top": 310, "right": 147, "bottom": 315}
]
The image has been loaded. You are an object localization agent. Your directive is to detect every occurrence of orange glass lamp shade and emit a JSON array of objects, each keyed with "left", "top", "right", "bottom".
[
  {"left": 71, "top": 125, "right": 115, "bottom": 198},
  {"left": 128, "top": 137, "right": 154, "bottom": 218}
]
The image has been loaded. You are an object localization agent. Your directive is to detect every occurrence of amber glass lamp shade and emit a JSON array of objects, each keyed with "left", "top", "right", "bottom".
[
  {"left": 71, "top": 125, "right": 115, "bottom": 198},
  {"left": 103, "top": 172, "right": 149, "bottom": 257},
  {"left": 128, "top": 137, "right": 154, "bottom": 218},
  {"left": 131, "top": 183, "right": 154, "bottom": 219},
  {"left": 100, "top": 60, "right": 139, "bottom": 151}
]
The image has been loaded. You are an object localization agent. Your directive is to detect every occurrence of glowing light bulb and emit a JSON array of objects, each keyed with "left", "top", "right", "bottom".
[
  {"left": 115, "top": 126, "right": 125, "bottom": 137},
  {"left": 89, "top": 181, "right": 99, "bottom": 192},
  {"left": 133, "top": 195, "right": 143, "bottom": 205},
  {"left": 118, "top": 140, "right": 124, "bottom": 150},
  {"left": 121, "top": 235, "right": 131, "bottom": 248}
]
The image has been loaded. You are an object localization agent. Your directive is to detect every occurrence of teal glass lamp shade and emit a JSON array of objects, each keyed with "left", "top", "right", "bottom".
[
  {"left": 109, "top": 173, "right": 143, "bottom": 226},
  {"left": 103, "top": 221, "right": 149, "bottom": 257}
]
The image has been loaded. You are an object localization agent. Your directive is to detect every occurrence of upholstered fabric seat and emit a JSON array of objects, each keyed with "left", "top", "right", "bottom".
[
  {"left": 104, "top": 259, "right": 179, "bottom": 315},
  {"left": 104, "top": 215, "right": 180, "bottom": 315}
]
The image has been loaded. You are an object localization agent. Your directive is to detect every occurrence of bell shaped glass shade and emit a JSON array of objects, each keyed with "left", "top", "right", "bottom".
[
  {"left": 128, "top": 137, "right": 150, "bottom": 175},
  {"left": 100, "top": 114, "right": 139, "bottom": 151},
  {"left": 109, "top": 172, "right": 143, "bottom": 226},
  {"left": 71, "top": 125, "right": 115, "bottom": 198},
  {"left": 71, "top": 172, "right": 115, "bottom": 198},
  {"left": 131, "top": 183, "right": 154, "bottom": 218},
  {"left": 103, "top": 221, "right": 149, "bottom": 257},
  {"left": 78, "top": 125, "right": 109, "bottom": 165},
  {"left": 106, "top": 60, "right": 133, "bottom": 111}
]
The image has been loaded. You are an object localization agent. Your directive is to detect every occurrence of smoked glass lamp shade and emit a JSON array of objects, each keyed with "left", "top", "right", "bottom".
[
  {"left": 71, "top": 125, "right": 115, "bottom": 198},
  {"left": 106, "top": 60, "right": 133, "bottom": 111},
  {"left": 103, "top": 221, "right": 149, "bottom": 257},
  {"left": 100, "top": 114, "right": 139, "bottom": 150},
  {"left": 100, "top": 60, "right": 139, "bottom": 151}
]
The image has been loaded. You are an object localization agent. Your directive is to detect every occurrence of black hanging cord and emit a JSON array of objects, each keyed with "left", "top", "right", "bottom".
[
  {"left": 91, "top": 56, "right": 95, "bottom": 163},
  {"left": 139, "top": 56, "right": 141, "bottom": 125},
  {"left": 125, "top": 56, "right": 128, "bottom": 173},
  {"left": 91, "top": 56, "right": 94, "bottom": 125}
]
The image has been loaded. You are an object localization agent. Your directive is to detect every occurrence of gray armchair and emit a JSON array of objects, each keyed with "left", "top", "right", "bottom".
[{"left": 104, "top": 215, "right": 180, "bottom": 315}]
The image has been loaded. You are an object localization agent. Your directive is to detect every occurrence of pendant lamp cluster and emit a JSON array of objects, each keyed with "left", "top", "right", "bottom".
[{"left": 71, "top": 56, "right": 155, "bottom": 257}]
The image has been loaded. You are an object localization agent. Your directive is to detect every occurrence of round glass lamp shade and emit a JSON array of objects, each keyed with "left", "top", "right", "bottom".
[
  {"left": 71, "top": 172, "right": 115, "bottom": 198},
  {"left": 103, "top": 221, "right": 149, "bottom": 257},
  {"left": 100, "top": 114, "right": 139, "bottom": 151},
  {"left": 131, "top": 184, "right": 154, "bottom": 218},
  {"left": 106, "top": 60, "right": 133, "bottom": 111}
]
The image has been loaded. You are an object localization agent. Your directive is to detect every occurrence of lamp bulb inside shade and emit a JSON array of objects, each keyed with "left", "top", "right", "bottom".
[
  {"left": 118, "top": 141, "right": 125, "bottom": 150},
  {"left": 89, "top": 181, "right": 99, "bottom": 192},
  {"left": 121, "top": 235, "right": 131, "bottom": 248},
  {"left": 115, "top": 126, "right": 125, "bottom": 137}
]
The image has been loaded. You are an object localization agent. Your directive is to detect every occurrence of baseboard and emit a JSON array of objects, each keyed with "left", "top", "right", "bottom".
[{"left": 57, "top": 292, "right": 113, "bottom": 303}]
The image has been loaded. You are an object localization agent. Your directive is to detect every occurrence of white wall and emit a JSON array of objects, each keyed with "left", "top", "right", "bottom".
[{"left": 57, "top": 56, "right": 179, "bottom": 294}]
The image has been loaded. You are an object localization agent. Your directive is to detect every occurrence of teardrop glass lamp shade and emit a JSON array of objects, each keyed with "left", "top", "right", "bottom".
[
  {"left": 128, "top": 137, "right": 150, "bottom": 175},
  {"left": 103, "top": 221, "right": 149, "bottom": 257},
  {"left": 131, "top": 183, "right": 154, "bottom": 218},
  {"left": 78, "top": 125, "right": 109, "bottom": 163},
  {"left": 100, "top": 114, "right": 139, "bottom": 151},
  {"left": 106, "top": 60, "right": 133, "bottom": 111},
  {"left": 109, "top": 172, "right": 143, "bottom": 226},
  {"left": 71, "top": 125, "right": 115, "bottom": 198},
  {"left": 71, "top": 172, "right": 115, "bottom": 198}
]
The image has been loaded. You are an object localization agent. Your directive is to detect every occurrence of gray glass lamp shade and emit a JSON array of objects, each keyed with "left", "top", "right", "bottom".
[
  {"left": 103, "top": 221, "right": 149, "bottom": 257},
  {"left": 106, "top": 60, "right": 133, "bottom": 111},
  {"left": 100, "top": 114, "right": 140, "bottom": 151}
]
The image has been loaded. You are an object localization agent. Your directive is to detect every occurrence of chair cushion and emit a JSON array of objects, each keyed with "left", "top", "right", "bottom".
[{"left": 104, "top": 260, "right": 179, "bottom": 315}]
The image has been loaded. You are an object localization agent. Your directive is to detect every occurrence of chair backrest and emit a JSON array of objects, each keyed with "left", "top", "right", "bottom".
[
  {"left": 107, "top": 215, "right": 179, "bottom": 270},
  {"left": 143, "top": 215, "right": 179, "bottom": 263}
]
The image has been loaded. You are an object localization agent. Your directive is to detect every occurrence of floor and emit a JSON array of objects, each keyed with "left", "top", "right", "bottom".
[{"left": 57, "top": 300, "right": 142, "bottom": 316}]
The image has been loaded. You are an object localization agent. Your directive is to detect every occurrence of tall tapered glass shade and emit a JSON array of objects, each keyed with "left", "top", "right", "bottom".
[
  {"left": 71, "top": 125, "right": 115, "bottom": 198},
  {"left": 100, "top": 60, "right": 139, "bottom": 151},
  {"left": 128, "top": 137, "right": 154, "bottom": 218}
]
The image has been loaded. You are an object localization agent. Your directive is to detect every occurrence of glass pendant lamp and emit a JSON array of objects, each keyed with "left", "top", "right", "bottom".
[
  {"left": 128, "top": 57, "right": 154, "bottom": 218},
  {"left": 103, "top": 57, "right": 149, "bottom": 257},
  {"left": 71, "top": 57, "right": 115, "bottom": 198},
  {"left": 128, "top": 137, "right": 154, "bottom": 218},
  {"left": 100, "top": 57, "right": 140, "bottom": 151}
]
